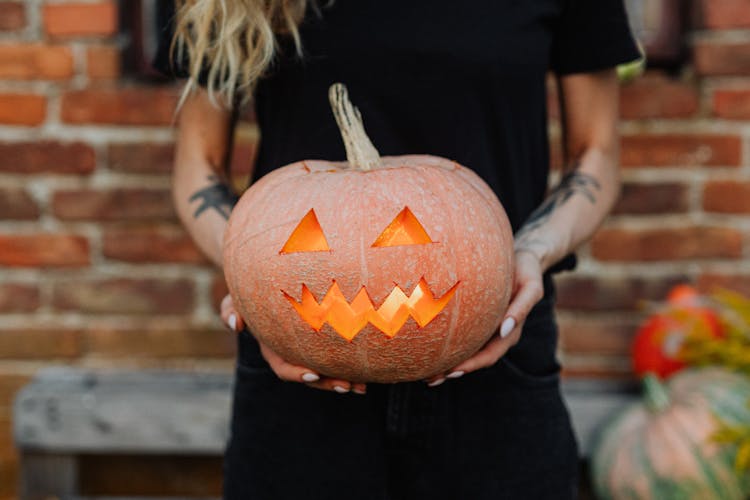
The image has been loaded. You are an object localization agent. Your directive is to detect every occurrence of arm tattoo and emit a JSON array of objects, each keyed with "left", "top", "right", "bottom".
[
  {"left": 189, "top": 175, "right": 239, "bottom": 220},
  {"left": 515, "top": 169, "right": 601, "bottom": 239}
]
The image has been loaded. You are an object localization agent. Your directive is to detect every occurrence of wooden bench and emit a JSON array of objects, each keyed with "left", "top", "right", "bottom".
[{"left": 13, "top": 367, "right": 638, "bottom": 499}]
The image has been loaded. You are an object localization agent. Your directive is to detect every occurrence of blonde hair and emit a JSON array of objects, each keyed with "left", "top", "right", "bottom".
[{"left": 172, "top": 0, "right": 312, "bottom": 107}]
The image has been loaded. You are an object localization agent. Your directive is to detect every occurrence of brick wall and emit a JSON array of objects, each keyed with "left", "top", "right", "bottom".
[
  {"left": 0, "top": 1, "right": 253, "bottom": 495},
  {"left": 555, "top": 0, "right": 750, "bottom": 379},
  {"left": 0, "top": 0, "right": 749, "bottom": 496}
]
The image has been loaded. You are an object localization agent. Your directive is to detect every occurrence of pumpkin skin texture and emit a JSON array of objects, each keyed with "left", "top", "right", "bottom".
[
  {"left": 223, "top": 155, "right": 513, "bottom": 382},
  {"left": 591, "top": 369, "right": 750, "bottom": 500}
]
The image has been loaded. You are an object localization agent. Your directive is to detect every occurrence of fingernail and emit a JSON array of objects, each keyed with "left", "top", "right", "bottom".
[
  {"left": 427, "top": 378, "right": 446, "bottom": 388},
  {"left": 352, "top": 387, "right": 367, "bottom": 395},
  {"left": 333, "top": 385, "right": 349, "bottom": 394},
  {"left": 228, "top": 314, "right": 237, "bottom": 332},
  {"left": 500, "top": 317, "right": 516, "bottom": 338},
  {"left": 446, "top": 370, "right": 465, "bottom": 379},
  {"left": 301, "top": 372, "right": 320, "bottom": 383}
]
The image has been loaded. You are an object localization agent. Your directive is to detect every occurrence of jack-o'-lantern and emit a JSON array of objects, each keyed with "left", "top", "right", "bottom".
[{"left": 223, "top": 84, "right": 514, "bottom": 382}]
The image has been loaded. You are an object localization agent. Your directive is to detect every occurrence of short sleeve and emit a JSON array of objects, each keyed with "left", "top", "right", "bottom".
[
  {"left": 551, "top": 0, "right": 640, "bottom": 75},
  {"left": 151, "top": 2, "right": 192, "bottom": 80}
]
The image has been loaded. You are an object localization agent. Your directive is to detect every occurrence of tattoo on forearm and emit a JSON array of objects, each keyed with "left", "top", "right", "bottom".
[
  {"left": 189, "top": 175, "right": 239, "bottom": 220},
  {"left": 515, "top": 169, "right": 601, "bottom": 239}
]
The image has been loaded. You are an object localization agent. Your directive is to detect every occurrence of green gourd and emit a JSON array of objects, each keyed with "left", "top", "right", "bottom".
[{"left": 592, "top": 368, "right": 750, "bottom": 500}]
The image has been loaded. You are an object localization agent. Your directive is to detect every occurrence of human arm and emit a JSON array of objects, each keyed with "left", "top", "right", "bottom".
[
  {"left": 173, "top": 88, "right": 366, "bottom": 394},
  {"left": 427, "top": 69, "right": 621, "bottom": 385}
]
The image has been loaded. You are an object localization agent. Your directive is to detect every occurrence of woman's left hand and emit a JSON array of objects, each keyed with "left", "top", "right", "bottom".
[{"left": 424, "top": 250, "right": 545, "bottom": 387}]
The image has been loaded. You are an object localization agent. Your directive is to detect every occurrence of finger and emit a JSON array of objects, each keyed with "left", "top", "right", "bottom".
[
  {"left": 351, "top": 383, "right": 367, "bottom": 395},
  {"left": 501, "top": 280, "right": 543, "bottom": 338},
  {"left": 449, "top": 329, "right": 520, "bottom": 375},
  {"left": 305, "top": 379, "right": 353, "bottom": 393},
  {"left": 220, "top": 294, "right": 244, "bottom": 333},
  {"left": 260, "top": 344, "right": 321, "bottom": 384},
  {"left": 425, "top": 374, "right": 447, "bottom": 387}
]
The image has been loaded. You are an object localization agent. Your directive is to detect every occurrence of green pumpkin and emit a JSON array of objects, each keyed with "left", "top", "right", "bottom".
[{"left": 591, "top": 368, "right": 750, "bottom": 500}]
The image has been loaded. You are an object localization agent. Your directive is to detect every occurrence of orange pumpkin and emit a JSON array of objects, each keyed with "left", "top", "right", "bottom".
[{"left": 223, "top": 84, "right": 514, "bottom": 382}]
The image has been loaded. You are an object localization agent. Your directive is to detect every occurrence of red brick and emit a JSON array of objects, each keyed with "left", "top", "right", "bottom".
[
  {"left": 0, "top": 2, "right": 25, "bottom": 31},
  {"left": 103, "top": 225, "right": 207, "bottom": 263},
  {"left": 698, "top": 273, "right": 750, "bottom": 296},
  {"left": 613, "top": 182, "right": 690, "bottom": 215},
  {"left": 712, "top": 89, "right": 750, "bottom": 119},
  {"left": 84, "top": 326, "right": 235, "bottom": 359},
  {"left": 0, "top": 329, "right": 80, "bottom": 359},
  {"left": 53, "top": 279, "right": 194, "bottom": 314},
  {"left": 694, "top": 41, "right": 750, "bottom": 76},
  {"left": 0, "top": 44, "right": 74, "bottom": 80},
  {"left": 558, "top": 316, "right": 640, "bottom": 355},
  {"left": 704, "top": 180, "right": 750, "bottom": 213},
  {"left": 211, "top": 273, "right": 229, "bottom": 313},
  {"left": 108, "top": 143, "right": 174, "bottom": 174},
  {"left": 0, "top": 141, "right": 95, "bottom": 174},
  {"left": 0, "top": 234, "right": 90, "bottom": 267},
  {"left": 549, "top": 135, "right": 563, "bottom": 171},
  {"left": 43, "top": 1, "right": 117, "bottom": 38},
  {"left": 0, "top": 374, "right": 31, "bottom": 408},
  {"left": 591, "top": 227, "right": 743, "bottom": 261},
  {"left": 620, "top": 134, "right": 742, "bottom": 167},
  {"left": 0, "top": 93, "right": 45, "bottom": 126},
  {"left": 620, "top": 73, "right": 699, "bottom": 119},
  {"left": 229, "top": 138, "right": 258, "bottom": 179},
  {"left": 546, "top": 75, "right": 560, "bottom": 121},
  {"left": 0, "top": 284, "right": 39, "bottom": 312},
  {"left": 61, "top": 88, "right": 178, "bottom": 126},
  {"left": 702, "top": 0, "right": 750, "bottom": 28},
  {"left": 556, "top": 276, "right": 688, "bottom": 311},
  {"left": 87, "top": 44, "right": 120, "bottom": 80},
  {"left": 52, "top": 188, "right": 176, "bottom": 221},
  {"left": 0, "top": 188, "right": 39, "bottom": 220}
]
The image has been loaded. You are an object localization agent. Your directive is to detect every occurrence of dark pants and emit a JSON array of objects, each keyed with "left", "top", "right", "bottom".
[{"left": 223, "top": 327, "right": 579, "bottom": 500}]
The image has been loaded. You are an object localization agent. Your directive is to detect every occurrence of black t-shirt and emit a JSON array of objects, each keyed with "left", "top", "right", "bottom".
[{"left": 155, "top": 0, "right": 638, "bottom": 376}]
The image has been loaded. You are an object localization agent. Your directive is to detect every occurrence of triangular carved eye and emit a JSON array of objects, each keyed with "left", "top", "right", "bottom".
[
  {"left": 280, "top": 209, "right": 330, "bottom": 254},
  {"left": 372, "top": 207, "right": 433, "bottom": 247}
]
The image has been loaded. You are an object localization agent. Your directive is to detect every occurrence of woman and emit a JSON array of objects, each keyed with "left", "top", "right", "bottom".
[{"left": 157, "top": 1, "right": 638, "bottom": 498}]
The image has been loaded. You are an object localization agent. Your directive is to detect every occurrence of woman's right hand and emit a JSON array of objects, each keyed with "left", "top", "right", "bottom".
[{"left": 220, "top": 295, "right": 367, "bottom": 395}]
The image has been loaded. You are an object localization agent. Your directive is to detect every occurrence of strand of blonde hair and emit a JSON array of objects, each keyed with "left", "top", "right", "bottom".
[{"left": 172, "top": 0, "right": 310, "bottom": 108}]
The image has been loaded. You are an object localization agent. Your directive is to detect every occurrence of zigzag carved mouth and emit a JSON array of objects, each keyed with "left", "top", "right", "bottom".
[{"left": 282, "top": 278, "right": 459, "bottom": 341}]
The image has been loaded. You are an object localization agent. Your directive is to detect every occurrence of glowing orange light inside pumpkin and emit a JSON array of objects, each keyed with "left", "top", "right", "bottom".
[
  {"left": 282, "top": 278, "right": 459, "bottom": 341},
  {"left": 280, "top": 209, "right": 330, "bottom": 254},
  {"left": 372, "top": 207, "right": 433, "bottom": 247}
]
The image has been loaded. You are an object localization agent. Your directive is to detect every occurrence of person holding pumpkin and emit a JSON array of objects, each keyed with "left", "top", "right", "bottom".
[{"left": 156, "top": 0, "right": 638, "bottom": 498}]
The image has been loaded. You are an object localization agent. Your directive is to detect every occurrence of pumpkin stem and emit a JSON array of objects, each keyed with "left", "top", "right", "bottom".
[
  {"left": 328, "top": 83, "right": 381, "bottom": 171},
  {"left": 643, "top": 373, "right": 671, "bottom": 412}
]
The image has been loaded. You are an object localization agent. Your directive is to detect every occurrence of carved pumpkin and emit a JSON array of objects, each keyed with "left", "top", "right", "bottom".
[
  {"left": 592, "top": 369, "right": 750, "bottom": 500},
  {"left": 223, "top": 84, "right": 513, "bottom": 382}
]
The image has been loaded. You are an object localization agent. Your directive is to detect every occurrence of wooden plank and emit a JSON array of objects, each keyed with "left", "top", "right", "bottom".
[
  {"left": 14, "top": 368, "right": 232, "bottom": 454},
  {"left": 19, "top": 452, "right": 78, "bottom": 499},
  {"left": 13, "top": 368, "right": 639, "bottom": 457}
]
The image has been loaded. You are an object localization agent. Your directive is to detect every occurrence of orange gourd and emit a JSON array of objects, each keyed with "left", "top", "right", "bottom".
[{"left": 223, "top": 84, "right": 514, "bottom": 382}]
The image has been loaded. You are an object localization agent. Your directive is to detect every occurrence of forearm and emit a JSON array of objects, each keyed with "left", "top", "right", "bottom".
[
  {"left": 514, "top": 146, "right": 619, "bottom": 273},
  {"left": 515, "top": 70, "right": 621, "bottom": 272},
  {"left": 172, "top": 87, "right": 236, "bottom": 268},
  {"left": 173, "top": 160, "right": 237, "bottom": 267}
]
